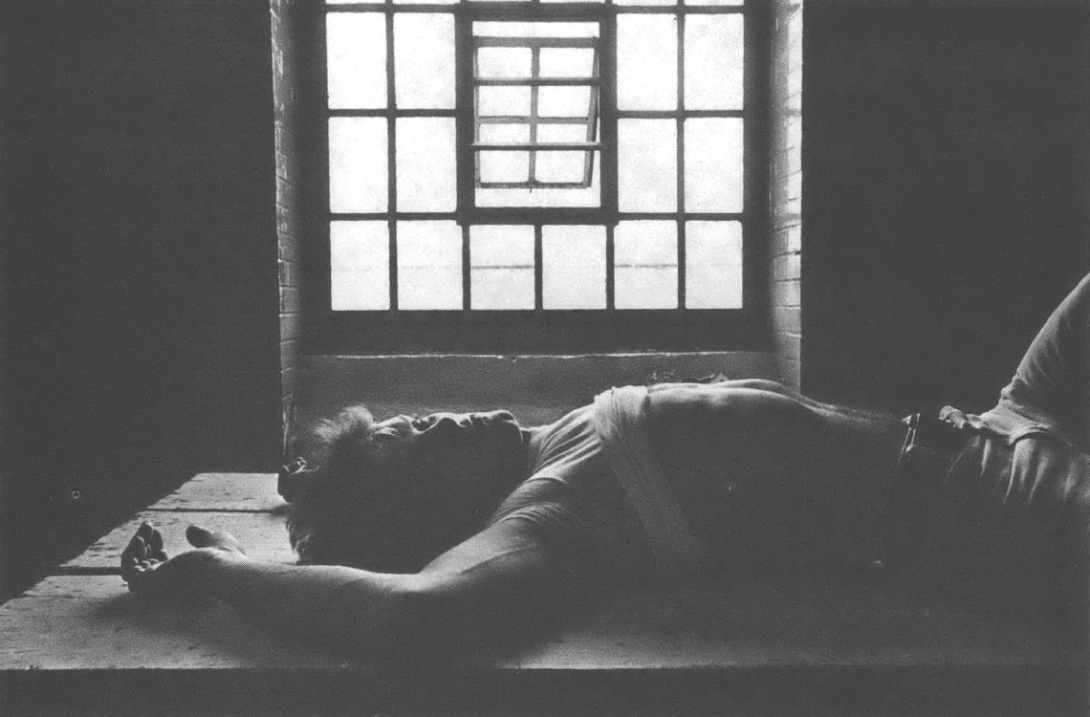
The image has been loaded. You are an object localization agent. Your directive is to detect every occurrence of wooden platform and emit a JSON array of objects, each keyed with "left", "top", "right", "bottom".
[{"left": 1, "top": 473, "right": 1084, "bottom": 716}]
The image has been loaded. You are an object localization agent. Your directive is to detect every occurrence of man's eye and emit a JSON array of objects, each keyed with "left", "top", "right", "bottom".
[{"left": 411, "top": 417, "right": 429, "bottom": 429}]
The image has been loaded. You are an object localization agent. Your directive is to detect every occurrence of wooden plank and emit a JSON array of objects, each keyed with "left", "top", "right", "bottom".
[
  {"left": 147, "top": 472, "right": 285, "bottom": 512},
  {"left": 61, "top": 511, "right": 296, "bottom": 571}
]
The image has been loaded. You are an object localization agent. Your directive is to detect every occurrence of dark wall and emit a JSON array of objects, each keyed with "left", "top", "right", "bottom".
[
  {"left": 801, "top": 0, "right": 1090, "bottom": 411},
  {"left": 1, "top": 0, "right": 282, "bottom": 598}
]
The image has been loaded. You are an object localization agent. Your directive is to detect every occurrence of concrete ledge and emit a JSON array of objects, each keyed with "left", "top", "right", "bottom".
[{"left": 297, "top": 352, "right": 778, "bottom": 423}]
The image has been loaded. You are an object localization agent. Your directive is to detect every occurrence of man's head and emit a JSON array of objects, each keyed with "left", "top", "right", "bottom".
[{"left": 285, "top": 406, "right": 526, "bottom": 572}]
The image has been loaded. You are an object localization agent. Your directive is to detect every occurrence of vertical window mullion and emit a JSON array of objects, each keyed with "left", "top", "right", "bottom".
[
  {"left": 386, "top": 7, "right": 398, "bottom": 311},
  {"left": 534, "top": 224, "right": 544, "bottom": 311},
  {"left": 462, "top": 223, "right": 471, "bottom": 311},
  {"left": 676, "top": 10, "right": 686, "bottom": 310},
  {"left": 606, "top": 223, "right": 615, "bottom": 310},
  {"left": 600, "top": 8, "right": 618, "bottom": 221},
  {"left": 529, "top": 47, "right": 540, "bottom": 185}
]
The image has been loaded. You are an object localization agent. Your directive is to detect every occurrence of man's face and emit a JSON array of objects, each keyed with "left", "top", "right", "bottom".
[{"left": 371, "top": 410, "right": 525, "bottom": 501}]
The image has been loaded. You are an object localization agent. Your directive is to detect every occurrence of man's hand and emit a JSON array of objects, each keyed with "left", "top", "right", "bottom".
[{"left": 121, "top": 522, "right": 248, "bottom": 601}]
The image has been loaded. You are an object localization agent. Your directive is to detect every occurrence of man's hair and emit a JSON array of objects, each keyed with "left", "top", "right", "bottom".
[{"left": 284, "top": 406, "right": 425, "bottom": 571}]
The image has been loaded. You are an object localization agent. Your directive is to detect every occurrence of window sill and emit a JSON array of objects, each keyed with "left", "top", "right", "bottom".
[{"left": 296, "top": 351, "right": 779, "bottom": 424}]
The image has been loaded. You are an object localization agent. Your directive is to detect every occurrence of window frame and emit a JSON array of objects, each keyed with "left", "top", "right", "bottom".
[{"left": 304, "top": 0, "right": 770, "bottom": 354}]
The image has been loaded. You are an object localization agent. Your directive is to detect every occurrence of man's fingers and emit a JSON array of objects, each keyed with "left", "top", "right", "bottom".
[
  {"left": 136, "top": 522, "right": 154, "bottom": 541},
  {"left": 186, "top": 524, "right": 213, "bottom": 548},
  {"left": 124, "top": 534, "right": 147, "bottom": 562},
  {"left": 149, "top": 528, "right": 167, "bottom": 560}
]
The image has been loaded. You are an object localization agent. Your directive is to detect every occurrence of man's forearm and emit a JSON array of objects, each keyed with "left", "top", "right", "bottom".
[{"left": 200, "top": 553, "right": 420, "bottom": 654}]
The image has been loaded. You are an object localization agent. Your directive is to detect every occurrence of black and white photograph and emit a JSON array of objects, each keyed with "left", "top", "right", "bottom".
[{"left": 1, "top": 0, "right": 1088, "bottom": 714}]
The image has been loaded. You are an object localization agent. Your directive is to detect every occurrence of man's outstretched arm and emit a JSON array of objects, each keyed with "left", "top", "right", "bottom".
[{"left": 122, "top": 519, "right": 577, "bottom": 657}]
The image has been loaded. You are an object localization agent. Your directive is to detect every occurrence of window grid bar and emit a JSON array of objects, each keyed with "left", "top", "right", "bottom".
[
  {"left": 676, "top": 10, "right": 686, "bottom": 309},
  {"left": 618, "top": 109, "right": 744, "bottom": 119},
  {"left": 583, "top": 46, "right": 600, "bottom": 185},
  {"left": 462, "top": 223, "right": 472, "bottom": 311},
  {"left": 386, "top": 11, "right": 398, "bottom": 310},
  {"left": 326, "top": 212, "right": 744, "bottom": 221},
  {"left": 474, "top": 142, "right": 601, "bottom": 150},
  {"left": 606, "top": 223, "right": 615, "bottom": 310},
  {"left": 474, "top": 77, "right": 600, "bottom": 86},
  {"left": 472, "top": 48, "right": 483, "bottom": 186},
  {"left": 479, "top": 115, "right": 586, "bottom": 124},
  {"left": 534, "top": 225, "right": 544, "bottom": 310},
  {"left": 324, "top": 5, "right": 744, "bottom": 15},
  {"left": 478, "top": 179, "right": 595, "bottom": 189},
  {"left": 475, "top": 36, "right": 598, "bottom": 49},
  {"left": 528, "top": 46, "right": 540, "bottom": 183},
  {"left": 329, "top": 109, "right": 456, "bottom": 118}
]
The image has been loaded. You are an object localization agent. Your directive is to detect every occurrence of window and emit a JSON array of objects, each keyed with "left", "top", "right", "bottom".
[{"left": 314, "top": 0, "right": 766, "bottom": 353}]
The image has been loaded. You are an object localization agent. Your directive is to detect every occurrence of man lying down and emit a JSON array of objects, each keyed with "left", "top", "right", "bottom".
[{"left": 122, "top": 275, "right": 1090, "bottom": 657}]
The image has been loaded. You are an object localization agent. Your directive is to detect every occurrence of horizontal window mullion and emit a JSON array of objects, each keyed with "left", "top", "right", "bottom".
[
  {"left": 325, "top": 4, "right": 458, "bottom": 13},
  {"left": 475, "top": 77, "right": 599, "bottom": 87},
  {"left": 323, "top": 4, "right": 743, "bottom": 15},
  {"left": 475, "top": 141, "right": 600, "bottom": 150},
  {"left": 618, "top": 212, "right": 744, "bottom": 221},
  {"left": 329, "top": 212, "right": 459, "bottom": 221},
  {"left": 617, "top": 110, "right": 745, "bottom": 119},
  {"left": 328, "top": 109, "right": 458, "bottom": 118},
  {"left": 614, "top": 5, "right": 744, "bottom": 14},
  {"left": 475, "top": 36, "right": 599, "bottom": 49},
  {"left": 479, "top": 180, "right": 594, "bottom": 189},
  {"left": 479, "top": 115, "right": 587, "bottom": 124}
]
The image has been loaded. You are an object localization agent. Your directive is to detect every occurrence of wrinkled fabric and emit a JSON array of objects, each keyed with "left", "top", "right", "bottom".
[
  {"left": 938, "top": 275, "right": 1090, "bottom": 621},
  {"left": 978, "top": 273, "right": 1090, "bottom": 453},
  {"left": 592, "top": 386, "right": 711, "bottom": 580}
]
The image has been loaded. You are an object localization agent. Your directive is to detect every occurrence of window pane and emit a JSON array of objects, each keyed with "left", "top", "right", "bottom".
[
  {"left": 331, "top": 222, "right": 389, "bottom": 311},
  {"left": 478, "top": 86, "right": 531, "bottom": 116},
  {"left": 329, "top": 118, "right": 387, "bottom": 213},
  {"left": 477, "top": 48, "right": 532, "bottom": 78},
  {"left": 479, "top": 151, "right": 529, "bottom": 183},
  {"left": 686, "top": 221, "right": 742, "bottom": 308},
  {"left": 685, "top": 15, "right": 744, "bottom": 110},
  {"left": 536, "top": 150, "right": 588, "bottom": 184},
  {"left": 480, "top": 123, "right": 530, "bottom": 144},
  {"left": 478, "top": 124, "right": 530, "bottom": 183},
  {"left": 471, "top": 226, "right": 535, "bottom": 310},
  {"left": 615, "top": 0, "right": 676, "bottom": 6},
  {"left": 619, "top": 119, "right": 676, "bottom": 212},
  {"left": 327, "top": 13, "right": 386, "bottom": 109},
  {"left": 615, "top": 221, "right": 678, "bottom": 309},
  {"left": 395, "top": 14, "right": 455, "bottom": 109},
  {"left": 397, "top": 118, "right": 456, "bottom": 211},
  {"left": 617, "top": 15, "right": 677, "bottom": 110},
  {"left": 538, "top": 86, "right": 592, "bottom": 118},
  {"left": 685, "top": 0, "right": 743, "bottom": 6},
  {"left": 539, "top": 123, "right": 591, "bottom": 143},
  {"left": 685, "top": 118, "right": 743, "bottom": 212},
  {"left": 539, "top": 48, "right": 596, "bottom": 77},
  {"left": 398, "top": 221, "right": 462, "bottom": 310},
  {"left": 542, "top": 226, "right": 606, "bottom": 309}
]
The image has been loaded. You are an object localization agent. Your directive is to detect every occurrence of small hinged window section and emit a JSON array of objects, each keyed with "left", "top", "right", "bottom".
[
  {"left": 472, "top": 25, "right": 601, "bottom": 192},
  {"left": 458, "top": 9, "right": 616, "bottom": 223}
]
